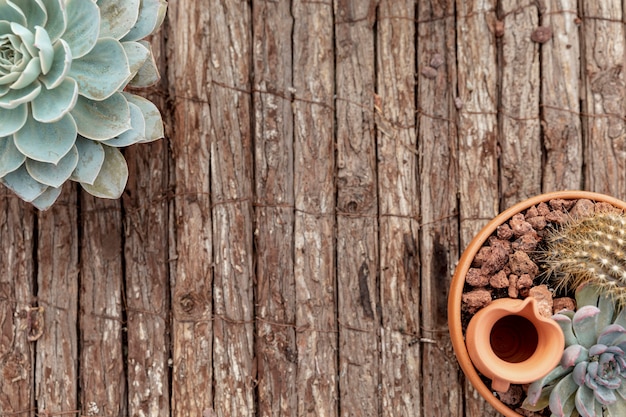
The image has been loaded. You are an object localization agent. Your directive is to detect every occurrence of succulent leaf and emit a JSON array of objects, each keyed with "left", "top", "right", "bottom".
[
  {"left": 62, "top": 0, "right": 100, "bottom": 59},
  {"left": 71, "top": 93, "right": 131, "bottom": 140},
  {"left": 97, "top": 0, "right": 140, "bottom": 40},
  {"left": 14, "top": 113, "right": 76, "bottom": 164},
  {"left": 122, "top": 0, "right": 167, "bottom": 42},
  {"left": 70, "top": 38, "right": 131, "bottom": 100},
  {"left": 1, "top": 164, "right": 48, "bottom": 202},
  {"left": 31, "top": 183, "right": 62, "bottom": 210},
  {"left": 0, "top": 103, "right": 28, "bottom": 136},
  {"left": 70, "top": 136, "right": 104, "bottom": 185},
  {"left": 25, "top": 145, "right": 78, "bottom": 187},
  {"left": 32, "top": 78, "right": 78, "bottom": 123},
  {"left": 0, "top": 136, "right": 25, "bottom": 177},
  {"left": 80, "top": 145, "right": 127, "bottom": 199}
]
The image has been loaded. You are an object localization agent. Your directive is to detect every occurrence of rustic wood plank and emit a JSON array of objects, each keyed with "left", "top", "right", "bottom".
[
  {"left": 498, "top": 1, "right": 541, "bottom": 206},
  {"left": 455, "top": 0, "right": 500, "bottom": 415},
  {"left": 456, "top": 0, "right": 499, "bottom": 245},
  {"left": 0, "top": 196, "right": 35, "bottom": 415},
  {"left": 376, "top": 2, "right": 420, "bottom": 415},
  {"left": 124, "top": 146, "right": 170, "bottom": 416},
  {"left": 35, "top": 188, "right": 78, "bottom": 414},
  {"left": 581, "top": 1, "right": 626, "bottom": 197},
  {"left": 123, "top": 22, "right": 171, "bottom": 417},
  {"left": 334, "top": 1, "right": 379, "bottom": 415},
  {"left": 209, "top": 1, "right": 256, "bottom": 416},
  {"left": 292, "top": 1, "right": 338, "bottom": 416},
  {"left": 540, "top": 0, "right": 583, "bottom": 191},
  {"left": 417, "top": 0, "right": 462, "bottom": 415},
  {"left": 168, "top": 2, "right": 214, "bottom": 415},
  {"left": 252, "top": 1, "right": 297, "bottom": 416},
  {"left": 79, "top": 197, "right": 125, "bottom": 417}
]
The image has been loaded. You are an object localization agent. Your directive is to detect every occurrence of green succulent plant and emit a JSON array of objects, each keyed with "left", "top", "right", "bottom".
[
  {"left": 0, "top": 0, "right": 167, "bottom": 209},
  {"left": 522, "top": 284, "right": 626, "bottom": 417}
]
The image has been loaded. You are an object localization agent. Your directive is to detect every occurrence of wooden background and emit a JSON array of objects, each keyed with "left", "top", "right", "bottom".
[{"left": 1, "top": 0, "right": 625, "bottom": 416}]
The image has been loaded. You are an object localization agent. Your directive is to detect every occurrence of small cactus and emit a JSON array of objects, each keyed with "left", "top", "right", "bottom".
[{"left": 541, "top": 210, "right": 626, "bottom": 306}]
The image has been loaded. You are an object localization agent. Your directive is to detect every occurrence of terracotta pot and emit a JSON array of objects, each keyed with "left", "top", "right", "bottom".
[
  {"left": 448, "top": 190, "right": 626, "bottom": 417},
  {"left": 466, "top": 297, "right": 563, "bottom": 392}
]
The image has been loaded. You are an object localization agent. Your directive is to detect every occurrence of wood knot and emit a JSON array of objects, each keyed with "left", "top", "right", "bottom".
[
  {"left": 179, "top": 294, "right": 196, "bottom": 313},
  {"left": 531, "top": 26, "right": 552, "bottom": 44},
  {"left": 173, "top": 291, "right": 208, "bottom": 320}
]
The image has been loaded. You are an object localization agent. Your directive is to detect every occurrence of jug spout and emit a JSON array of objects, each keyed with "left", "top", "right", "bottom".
[{"left": 465, "top": 297, "right": 564, "bottom": 392}]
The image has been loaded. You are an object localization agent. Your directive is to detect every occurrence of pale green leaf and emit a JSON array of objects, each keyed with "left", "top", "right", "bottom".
[
  {"left": 25, "top": 145, "right": 78, "bottom": 187},
  {"left": 70, "top": 135, "right": 104, "bottom": 185},
  {"left": 0, "top": 103, "right": 27, "bottom": 136},
  {"left": 32, "top": 78, "right": 78, "bottom": 123},
  {"left": 13, "top": 113, "right": 76, "bottom": 163},
  {"left": 0, "top": 135, "right": 26, "bottom": 177},
  {"left": 70, "top": 38, "right": 131, "bottom": 100},
  {"left": 80, "top": 145, "right": 127, "bottom": 199},
  {"left": 71, "top": 93, "right": 131, "bottom": 140},
  {"left": 0, "top": 164, "right": 47, "bottom": 202}
]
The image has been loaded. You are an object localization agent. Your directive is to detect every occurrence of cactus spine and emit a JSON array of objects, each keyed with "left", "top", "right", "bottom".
[{"left": 542, "top": 210, "right": 626, "bottom": 306}]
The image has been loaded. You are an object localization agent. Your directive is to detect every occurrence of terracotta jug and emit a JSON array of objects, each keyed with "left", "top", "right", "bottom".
[{"left": 465, "top": 297, "right": 564, "bottom": 392}]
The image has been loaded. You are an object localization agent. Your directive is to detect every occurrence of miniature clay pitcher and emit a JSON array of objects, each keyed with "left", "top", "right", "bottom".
[{"left": 465, "top": 297, "right": 564, "bottom": 392}]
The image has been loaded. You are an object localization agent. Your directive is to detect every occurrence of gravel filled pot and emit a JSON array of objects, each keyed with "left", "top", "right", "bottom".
[{"left": 448, "top": 191, "right": 626, "bottom": 417}]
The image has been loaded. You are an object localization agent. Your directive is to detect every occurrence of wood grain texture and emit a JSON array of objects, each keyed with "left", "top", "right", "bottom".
[
  {"left": 168, "top": 2, "right": 214, "bottom": 415},
  {"left": 455, "top": 0, "right": 500, "bottom": 415},
  {"left": 79, "top": 197, "right": 125, "bottom": 417},
  {"left": 456, "top": 0, "right": 499, "bottom": 248},
  {"left": 0, "top": 197, "right": 34, "bottom": 415},
  {"left": 417, "top": 0, "right": 462, "bottom": 415},
  {"left": 334, "top": 1, "right": 379, "bottom": 415},
  {"left": 541, "top": 0, "right": 583, "bottom": 191},
  {"left": 35, "top": 188, "right": 78, "bottom": 414},
  {"left": 498, "top": 1, "right": 541, "bottom": 206},
  {"left": 581, "top": 1, "right": 626, "bottom": 198},
  {"left": 209, "top": 1, "right": 256, "bottom": 416},
  {"left": 292, "top": 1, "right": 338, "bottom": 416},
  {"left": 124, "top": 143, "right": 170, "bottom": 417},
  {"left": 376, "top": 1, "right": 420, "bottom": 415},
  {"left": 252, "top": 1, "right": 297, "bottom": 416}
]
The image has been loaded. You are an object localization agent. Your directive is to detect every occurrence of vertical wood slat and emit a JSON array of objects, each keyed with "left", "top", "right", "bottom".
[
  {"left": 498, "top": 1, "right": 541, "bottom": 206},
  {"left": 209, "top": 1, "right": 255, "bottom": 416},
  {"left": 79, "top": 198, "right": 125, "bottom": 417},
  {"left": 376, "top": 2, "right": 420, "bottom": 415},
  {"left": 252, "top": 0, "right": 297, "bottom": 416},
  {"left": 36, "top": 189, "right": 78, "bottom": 414},
  {"left": 334, "top": 1, "right": 379, "bottom": 415},
  {"left": 292, "top": 1, "right": 338, "bottom": 416},
  {"left": 0, "top": 198, "right": 35, "bottom": 415},
  {"left": 541, "top": 0, "right": 583, "bottom": 191},
  {"left": 417, "top": 0, "right": 462, "bottom": 415},
  {"left": 168, "top": 2, "right": 214, "bottom": 415},
  {"left": 581, "top": 1, "right": 626, "bottom": 198},
  {"left": 455, "top": 0, "right": 500, "bottom": 415},
  {"left": 123, "top": 24, "right": 171, "bottom": 417},
  {"left": 124, "top": 144, "right": 170, "bottom": 417}
]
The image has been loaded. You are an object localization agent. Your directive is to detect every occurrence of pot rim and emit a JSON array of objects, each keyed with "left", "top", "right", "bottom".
[{"left": 448, "top": 190, "right": 626, "bottom": 417}]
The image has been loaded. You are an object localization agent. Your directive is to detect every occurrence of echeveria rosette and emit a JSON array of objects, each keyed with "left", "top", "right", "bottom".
[
  {"left": 522, "top": 284, "right": 626, "bottom": 417},
  {"left": 0, "top": 0, "right": 167, "bottom": 209}
]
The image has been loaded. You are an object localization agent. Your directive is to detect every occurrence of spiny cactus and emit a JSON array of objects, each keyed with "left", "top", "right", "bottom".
[
  {"left": 541, "top": 210, "right": 626, "bottom": 306},
  {"left": 522, "top": 284, "right": 626, "bottom": 416},
  {"left": 0, "top": 0, "right": 167, "bottom": 209}
]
